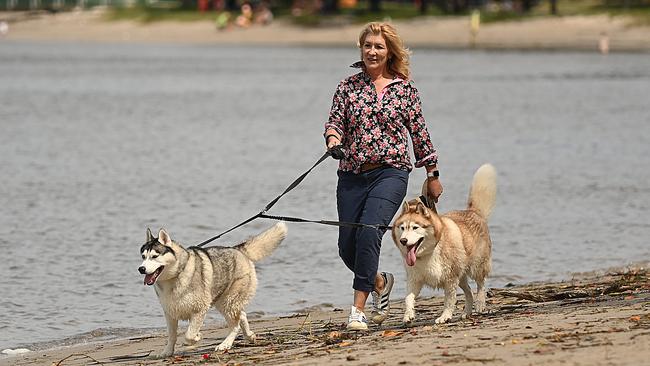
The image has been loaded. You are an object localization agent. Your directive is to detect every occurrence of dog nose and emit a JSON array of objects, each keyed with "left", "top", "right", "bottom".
[
  {"left": 138, "top": 266, "right": 146, "bottom": 274},
  {"left": 400, "top": 238, "right": 408, "bottom": 245}
]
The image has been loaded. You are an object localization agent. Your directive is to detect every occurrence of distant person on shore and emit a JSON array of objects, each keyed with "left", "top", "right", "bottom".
[
  {"left": 323, "top": 22, "right": 443, "bottom": 330},
  {"left": 215, "top": 11, "right": 232, "bottom": 31},
  {"left": 235, "top": 2, "right": 253, "bottom": 28},
  {"left": 0, "top": 21, "right": 9, "bottom": 37},
  {"left": 254, "top": 1, "right": 273, "bottom": 26}
]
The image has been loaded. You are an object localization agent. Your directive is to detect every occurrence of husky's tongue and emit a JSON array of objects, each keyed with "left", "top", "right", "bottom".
[
  {"left": 406, "top": 245, "right": 418, "bottom": 266},
  {"left": 144, "top": 267, "right": 163, "bottom": 286}
]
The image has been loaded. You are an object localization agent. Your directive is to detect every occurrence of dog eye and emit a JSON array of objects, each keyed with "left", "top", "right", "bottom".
[
  {"left": 413, "top": 225, "right": 420, "bottom": 230},
  {"left": 141, "top": 255, "right": 145, "bottom": 259},
  {"left": 152, "top": 255, "right": 159, "bottom": 259}
]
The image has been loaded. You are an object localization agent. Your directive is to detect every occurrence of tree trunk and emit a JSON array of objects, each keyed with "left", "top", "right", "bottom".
[{"left": 369, "top": 0, "right": 381, "bottom": 12}]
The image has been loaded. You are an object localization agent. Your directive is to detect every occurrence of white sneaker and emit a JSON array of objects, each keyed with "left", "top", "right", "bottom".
[
  {"left": 347, "top": 306, "right": 369, "bottom": 331},
  {"left": 370, "top": 272, "right": 394, "bottom": 324}
]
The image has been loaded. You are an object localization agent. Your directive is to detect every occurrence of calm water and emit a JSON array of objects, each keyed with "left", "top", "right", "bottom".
[{"left": 1, "top": 42, "right": 649, "bottom": 351}]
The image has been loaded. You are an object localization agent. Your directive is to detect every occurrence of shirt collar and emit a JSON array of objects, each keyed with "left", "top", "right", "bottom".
[
  {"left": 350, "top": 60, "right": 365, "bottom": 69},
  {"left": 350, "top": 61, "right": 406, "bottom": 83}
]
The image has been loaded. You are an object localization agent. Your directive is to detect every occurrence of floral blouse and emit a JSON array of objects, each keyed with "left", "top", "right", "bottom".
[{"left": 324, "top": 69, "right": 438, "bottom": 174}]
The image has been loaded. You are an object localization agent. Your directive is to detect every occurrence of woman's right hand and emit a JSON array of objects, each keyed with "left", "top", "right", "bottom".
[{"left": 326, "top": 135, "right": 341, "bottom": 149}]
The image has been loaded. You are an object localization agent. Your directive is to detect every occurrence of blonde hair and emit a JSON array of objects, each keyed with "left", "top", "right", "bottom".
[{"left": 358, "top": 22, "right": 411, "bottom": 79}]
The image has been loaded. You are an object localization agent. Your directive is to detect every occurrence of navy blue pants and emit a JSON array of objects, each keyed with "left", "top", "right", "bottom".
[{"left": 336, "top": 166, "right": 409, "bottom": 293}]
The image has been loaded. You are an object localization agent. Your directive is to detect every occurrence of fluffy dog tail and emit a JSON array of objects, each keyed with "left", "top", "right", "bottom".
[
  {"left": 467, "top": 164, "right": 497, "bottom": 219},
  {"left": 236, "top": 222, "right": 288, "bottom": 262}
]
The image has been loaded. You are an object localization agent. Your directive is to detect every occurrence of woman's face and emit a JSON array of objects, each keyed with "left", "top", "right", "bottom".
[{"left": 361, "top": 33, "right": 390, "bottom": 74}]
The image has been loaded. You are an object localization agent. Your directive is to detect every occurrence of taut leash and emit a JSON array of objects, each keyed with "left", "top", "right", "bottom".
[
  {"left": 258, "top": 213, "right": 392, "bottom": 231},
  {"left": 196, "top": 150, "right": 336, "bottom": 247},
  {"left": 195, "top": 147, "right": 391, "bottom": 247}
]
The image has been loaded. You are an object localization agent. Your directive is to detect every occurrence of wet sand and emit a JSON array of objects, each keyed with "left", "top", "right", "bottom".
[
  {"left": 2, "top": 263, "right": 648, "bottom": 365},
  {"left": 1, "top": 9, "right": 650, "bottom": 51}
]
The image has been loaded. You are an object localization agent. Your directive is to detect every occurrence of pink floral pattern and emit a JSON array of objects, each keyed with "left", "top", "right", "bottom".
[{"left": 324, "top": 71, "right": 438, "bottom": 173}]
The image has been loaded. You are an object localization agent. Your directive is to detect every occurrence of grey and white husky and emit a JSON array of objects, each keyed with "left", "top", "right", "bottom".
[{"left": 138, "top": 222, "right": 287, "bottom": 358}]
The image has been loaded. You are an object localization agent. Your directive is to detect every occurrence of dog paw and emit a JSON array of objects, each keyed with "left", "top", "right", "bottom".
[
  {"left": 474, "top": 302, "right": 486, "bottom": 313},
  {"left": 403, "top": 311, "right": 415, "bottom": 325},
  {"left": 244, "top": 332, "right": 256, "bottom": 342},
  {"left": 435, "top": 314, "right": 452, "bottom": 324},
  {"left": 184, "top": 333, "right": 201, "bottom": 346},
  {"left": 215, "top": 342, "right": 233, "bottom": 352}
]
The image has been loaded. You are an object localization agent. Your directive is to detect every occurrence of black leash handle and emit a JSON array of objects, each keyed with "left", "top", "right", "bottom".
[{"left": 196, "top": 150, "right": 332, "bottom": 247}]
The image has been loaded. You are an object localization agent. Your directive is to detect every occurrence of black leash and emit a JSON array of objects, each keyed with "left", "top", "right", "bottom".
[
  {"left": 197, "top": 149, "right": 365, "bottom": 247},
  {"left": 259, "top": 213, "right": 392, "bottom": 231}
]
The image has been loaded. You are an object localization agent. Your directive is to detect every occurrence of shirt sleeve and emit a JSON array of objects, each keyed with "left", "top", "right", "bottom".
[
  {"left": 404, "top": 82, "right": 438, "bottom": 167},
  {"left": 323, "top": 81, "right": 346, "bottom": 138}
]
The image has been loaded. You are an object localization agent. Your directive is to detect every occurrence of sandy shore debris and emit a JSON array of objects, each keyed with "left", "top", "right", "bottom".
[{"left": 2, "top": 262, "right": 648, "bottom": 366}]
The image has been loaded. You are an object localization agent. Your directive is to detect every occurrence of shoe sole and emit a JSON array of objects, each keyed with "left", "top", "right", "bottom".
[
  {"left": 346, "top": 322, "right": 369, "bottom": 331},
  {"left": 370, "top": 304, "right": 390, "bottom": 324}
]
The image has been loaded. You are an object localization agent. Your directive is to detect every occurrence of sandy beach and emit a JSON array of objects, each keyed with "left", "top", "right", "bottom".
[
  {"left": 2, "top": 263, "right": 648, "bottom": 365},
  {"left": 1, "top": 8, "right": 650, "bottom": 51}
]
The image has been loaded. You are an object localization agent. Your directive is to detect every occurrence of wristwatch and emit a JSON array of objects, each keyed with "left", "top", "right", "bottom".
[{"left": 426, "top": 170, "right": 440, "bottom": 179}]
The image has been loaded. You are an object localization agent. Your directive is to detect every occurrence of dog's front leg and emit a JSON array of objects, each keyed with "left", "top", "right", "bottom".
[
  {"left": 435, "top": 283, "right": 458, "bottom": 324},
  {"left": 184, "top": 310, "right": 208, "bottom": 347},
  {"left": 403, "top": 280, "right": 423, "bottom": 325},
  {"left": 151, "top": 313, "right": 177, "bottom": 359}
]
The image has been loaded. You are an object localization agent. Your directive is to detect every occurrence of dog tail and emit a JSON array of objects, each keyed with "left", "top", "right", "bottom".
[
  {"left": 236, "top": 222, "right": 288, "bottom": 262},
  {"left": 467, "top": 164, "right": 497, "bottom": 219}
]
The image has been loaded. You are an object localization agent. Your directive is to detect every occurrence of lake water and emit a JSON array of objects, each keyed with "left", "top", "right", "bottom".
[{"left": 1, "top": 41, "right": 649, "bottom": 352}]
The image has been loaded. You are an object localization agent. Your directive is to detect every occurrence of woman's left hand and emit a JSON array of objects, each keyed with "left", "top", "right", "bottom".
[{"left": 427, "top": 178, "right": 443, "bottom": 203}]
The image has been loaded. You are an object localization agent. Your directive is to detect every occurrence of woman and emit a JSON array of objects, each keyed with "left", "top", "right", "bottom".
[{"left": 324, "top": 22, "right": 443, "bottom": 330}]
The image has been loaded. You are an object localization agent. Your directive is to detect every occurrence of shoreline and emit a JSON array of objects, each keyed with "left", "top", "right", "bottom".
[
  {"left": 2, "top": 261, "right": 648, "bottom": 365},
  {"left": 1, "top": 9, "right": 650, "bottom": 52}
]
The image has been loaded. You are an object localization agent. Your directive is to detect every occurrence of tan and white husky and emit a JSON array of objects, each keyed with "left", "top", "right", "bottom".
[{"left": 391, "top": 164, "right": 496, "bottom": 324}]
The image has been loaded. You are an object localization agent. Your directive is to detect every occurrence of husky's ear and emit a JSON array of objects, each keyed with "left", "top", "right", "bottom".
[
  {"left": 146, "top": 228, "right": 154, "bottom": 242},
  {"left": 415, "top": 202, "right": 430, "bottom": 217},
  {"left": 158, "top": 229, "right": 172, "bottom": 245},
  {"left": 402, "top": 201, "right": 410, "bottom": 213}
]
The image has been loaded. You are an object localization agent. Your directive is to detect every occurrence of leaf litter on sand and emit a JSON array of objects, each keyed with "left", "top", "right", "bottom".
[{"left": 43, "top": 265, "right": 650, "bottom": 366}]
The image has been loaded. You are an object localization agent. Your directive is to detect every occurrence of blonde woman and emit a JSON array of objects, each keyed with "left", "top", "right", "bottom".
[{"left": 324, "top": 22, "right": 442, "bottom": 330}]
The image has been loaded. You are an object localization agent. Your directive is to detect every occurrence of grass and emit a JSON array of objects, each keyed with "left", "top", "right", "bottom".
[
  {"left": 532, "top": 0, "right": 650, "bottom": 24},
  {"left": 106, "top": 5, "right": 217, "bottom": 23},
  {"left": 272, "top": 1, "right": 445, "bottom": 27},
  {"left": 478, "top": 0, "right": 650, "bottom": 25},
  {"left": 104, "top": 0, "right": 650, "bottom": 26}
]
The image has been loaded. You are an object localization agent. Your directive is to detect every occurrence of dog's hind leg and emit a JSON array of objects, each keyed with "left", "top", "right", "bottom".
[
  {"left": 459, "top": 276, "right": 474, "bottom": 318},
  {"left": 184, "top": 310, "right": 208, "bottom": 347},
  {"left": 435, "top": 282, "right": 458, "bottom": 324},
  {"left": 215, "top": 312, "right": 241, "bottom": 352},
  {"left": 239, "top": 311, "right": 256, "bottom": 342},
  {"left": 475, "top": 277, "right": 487, "bottom": 313}
]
